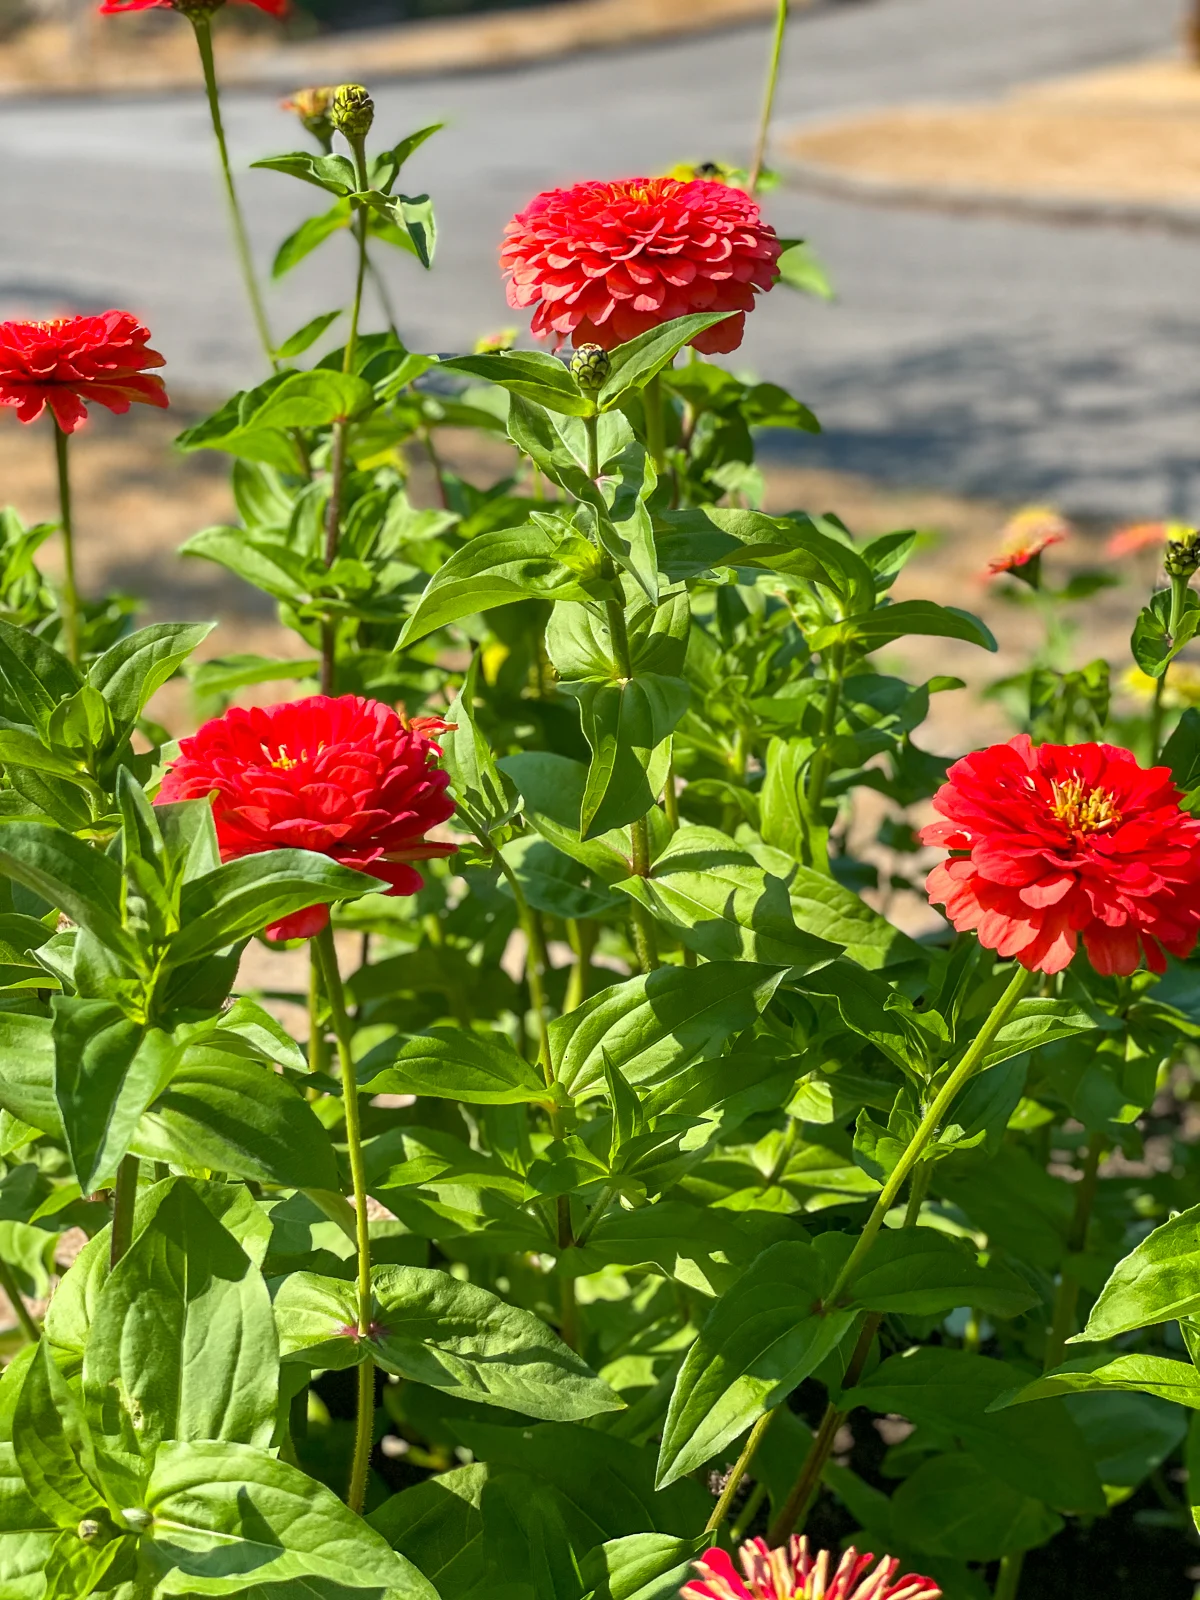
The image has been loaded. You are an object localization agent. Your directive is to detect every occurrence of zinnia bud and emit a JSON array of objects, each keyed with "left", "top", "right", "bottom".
[
  {"left": 331, "top": 84, "right": 375, "bottom": 142},
  {"left": 1164, "top": 523, "right": 1200, "bottom": 578},
  {"left": 77, "top": 1520, "right": 102, "bottom": 1543},
  {"left": 282, "top": 86, "right": 337, "bottom": 149},
  {"left": 570, "top": 344, "right": 611, "bottom": 394}
]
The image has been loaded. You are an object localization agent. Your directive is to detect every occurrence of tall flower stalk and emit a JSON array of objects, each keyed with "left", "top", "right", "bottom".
[
  {"left": 52, "top": 423, "right": 80, "bottom": 667},
  {"left": 749, "top": 0, "right": 788, "bottom": 194}
]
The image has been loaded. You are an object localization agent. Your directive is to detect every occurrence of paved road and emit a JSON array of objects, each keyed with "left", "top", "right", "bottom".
[{"left": 0, "top": 0, "right": 1192, "bottom": 515}]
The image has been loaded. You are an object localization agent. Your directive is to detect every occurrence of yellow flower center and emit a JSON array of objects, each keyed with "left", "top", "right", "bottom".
[{"left": 1049, "top": 776, "right": 1121, "bottom": 835}]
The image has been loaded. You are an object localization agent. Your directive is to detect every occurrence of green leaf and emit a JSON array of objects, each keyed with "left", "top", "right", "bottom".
[
  {"left": 1074, "top": 1203, "right": 1200, "bottom": 1340},
  {"left": 272, "top": 200, "right": 353, "bottom": 279},
  {"left": 888, "top": 1453, "right": 1061, "bottom": 1562},
  {"left": 581, "top": 1534, "right": 706, "bottom": 1600},
  {"left": 359, "top": 191, "right": 437, "bottom": 269},
  {"left": 360, "top": 1027, "right": 549, "bottom": 1105},
  {"left": 441, "top": 655, "right": 520, "bottom": 836},
  {"left": 132, "top": 1052, "right": 339, "bottom": 1190},
  {"left": 550, "top": 963, "right": 783, "bottom": 1098},
  {"left": 774, "top": 240, "right": 835, "bottom": 300},
  {"left": 83, "top": 1179, "right": 279, "bottom": 1458},
  {"left": 753, "top": 844, "right": 923, "bottom": 970},
  {"left": 0, "top": 822, "right": 137, "bottom": 964},
  {"left": 1162, "top": 707, "right": 1200, "bottom": 795},
  {"left": 850, "top": 1227, "right": 1037, "bottom": 1317},
  {"left": 177, "top": 371, "right": 374, "bottom": 468},
  {"left": 368, "top": 1463, "right": 488, "bottom": 1598},
  {"left": 827, "top": 599, "right": 997, "bottom": 654},
  {"left": 656, "top": 1241, "right": 858, "bottom": 1487},
  {"left": 251, "top": 150, "right": 358, "bottom": 195},
  {"left": 842, "top": 1348, "right": 1105, "bottom": 1513},
  {"left": 570, "top": 675, "right": 689, "bottom": 837},
  {"left": 998, "top": 1351, "right": 1200, "bottom": 1411},
  {"left": 88, "top": 623, "right": 213, "bottom": 730},
  {"left": 187, "top": 654, "right": 320, "bottom": 699},
  {"left": 0, "top": 618, "right": 80, "bottom": 735},
  {"left": 478, "top": 1471, "right": 584, "bottom": 1600},
  {"left": 397, "top": 522, "right": 600, "bottom": 648},
  {"left": 1132, "top": 588, "right": 1200, "bottom": 678},
  {"left": 616, "top": 826, "right": 841, "bottom": 972},
  {"left": 979, "top": 998, "right": 1101, "bottom": 1071},
  {"left": 13, "top": 1341, "right": 105, "bottom": 1526},
  {"left": 598, "top": 314, "right": 735, "bottom": 411},
  {"left": 276, "top": 311, "right": 343, "bottom": 359},
  {"left": 143, "top": 1439, "right": 436, "bottom": 1597},
  {"left": 170, "top": 849, "right": 384, "bottom": 965},
  {"left": 52, "top": 1001, "right": 162, "bottom": 1193},
  {"left": 0, "top": 1014, "right": 59, "bottom": 1135},
  {"left": 441, "top": 350, "right": 593, "bottom": 418}
]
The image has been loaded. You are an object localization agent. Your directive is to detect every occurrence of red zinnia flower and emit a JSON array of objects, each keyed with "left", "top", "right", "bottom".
[
  {"left": 985, "top": 505, "right": 1070, "bottom": 576},
  {"left": 99, "top": 0, "right": 289, "bottom": 16},
  {"left": 0, "top": 312, "right": 168, "bottom": 435},
  {"left": 157, "top": 695, "right": 457, "bottom": 941},
  {"left": 683, "top": 1537, "right": 940, "bottom": 1600},
  {"left": 1107, "top": 521, "right": 1168, "bottom": 559},
  {"left": 921, "top": 734, "right": 1200, "bottom": 976},
  {"left": 501, "top": 177, "right": 782, "bottom": 355}
]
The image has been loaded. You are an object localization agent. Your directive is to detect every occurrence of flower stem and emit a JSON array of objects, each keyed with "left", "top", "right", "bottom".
[
  {"left": 564, "top": 918, "right": 595, "bottom": 1013},
  {"left": 749, "top": 0, "right": 789, "bottom": 194},
  {"left": 1043, "top": 1132, "right": 1105, "bottom": 1370},
  {"left": 314, "top": 923, "right": 374, "bottom": 1515},
  {"left": 705, "top": 1409, "right": 775, "bottom": 1534},
  {"left": 307, "top": 951, "right": 328, "bottom": 1077},
  {"left": 109, "top": 1154, "right": 140, "bottom": 1270},
  {"left": 497, "top": 851, "right": 553, "bottom": 1087},
  {"left": 823, "top": 964, "right": 1036, "bottom": 1310},
  {"left": 320, "top": 138, "right": 373, "bottom": 696},
  {"left": 190, "top": 15, "right": 275, "bottom": 369},
  {"left": 806, "top": 640, "right": 847, "bottom": 820},
  {"left": 993, "top": 1552, "right": 1025, "bottom": 1600},
  {"left": 643, "top": 376, "right": 667, "bottom": 473},
  {"left": 52, "top": 422, "right": 80, "bottom": 668},
  {"left": 0, "top": 1251, "right": 39, "bottom": 1343}
]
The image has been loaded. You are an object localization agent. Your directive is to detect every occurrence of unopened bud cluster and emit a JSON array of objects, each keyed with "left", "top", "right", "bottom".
[
  {"left": 570, "top": 343, "right": 611, "bottom": 394},
  {"left": 331, "top": 85, "right": 375, "bottom": 142},
  {"left": 1165, "top": 523, "right": 1200, "bottom": 579}
]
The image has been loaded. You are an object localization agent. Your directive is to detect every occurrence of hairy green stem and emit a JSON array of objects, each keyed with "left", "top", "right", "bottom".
[
  {"left": 52, "top": 423, "right": 80, "bottom": 667},
  {"left": 749, "top": 0, "right": 789, "bottom": 193},
  {"left": 824, "top": 965, "right": 1036, "bottom": 1309},
  {"left": 308, "top": 952, "right": 328, "bottom": 1077},
  {"left": 705, "top": 1409, "right": 775, "bottom": 1534},
  {"left": 109, "top": 1155, "right": 140, "bottom": 1270},
  {"left": 314, "top": 924, "right": 374, "bottom": 1514},
  {"left": 806, "top": 640, "right": 847, "bottom": 819},
  {"left": 191, "top": 15, "right": 275, "bottom": 368},
  {"left": 564, "top": 918, "right": 596, "bottom": 1013},
  {"left": 768, "top": 1165, "right": 933, "bottom": 1542},
  {"left": 1043, "top": 1133, "right": 1105, "bottom": 1370},
  {"left": 643, "top": 377, "right": 667, "bottom": 472},
  {"left": 0, "top": 1252, "right": 39, "bottom": 1343}
]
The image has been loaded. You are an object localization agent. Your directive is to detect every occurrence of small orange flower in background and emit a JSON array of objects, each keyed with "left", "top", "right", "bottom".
[
  {"left": 1106, "top": 520, "right": 1168, "bottom": 559},
  {"left": 99, "top": 0, "right": 289, "bottom": 15},
  {"left": 501, "top": 176, "right": 782, "bottom": 355},
  {"left": 985, "top": 505, "right": 1071, "bottom": 576},
  {"left": 0, "top": 312, "right": 168, "bottom": 434},
  {"left": 682, "top": 1536, "right": 940, "bottom": 1600}
]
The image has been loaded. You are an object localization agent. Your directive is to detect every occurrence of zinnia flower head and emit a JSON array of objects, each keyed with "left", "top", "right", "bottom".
[
  {"left": 921, "top": 734, "right": 1200, "bottom": 976},
  {"left": 501, "top": 176, "right": 782, "bottom": 354},
  {"left": 99, "top": 0, "right": 289, "bottom": 15},
  {"left": 683, "top": 1537, "right": 940, "bottom": 1600},
  {"left": 1106, "top": 521, "right": 1168, "bottom": 559},
  {"left": 156, "top": 695, "right": 457, "bottom": 941},
  {"left": 986, "top": 506, "right": 1071, "bottom": 576},
  {"left": 0, "top": 312, "right": 168, "bottom": 435}
]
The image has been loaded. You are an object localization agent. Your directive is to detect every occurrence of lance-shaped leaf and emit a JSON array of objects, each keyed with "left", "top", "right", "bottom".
[
  {"left": 849, "top": 1227, "right": 1037, "bottom": 1318},
  {"left": 978, "top": 997, "right": 1102, "bottom": 1070},
  {"left": 1073, "top": 1203, "right": 1200, "bottom": 1341},
  {"left": 360, "top": 1026, "right": 549, "bottom": 1105},
  {"left": 815, "top": 599, "right": 996, "bottom": 654},
  {"left": 995, "top": 1351, "right": 1200, "bottom": 1412},
  {"left": 52, "top": 1002, "right": 168, "bottom": 1193},
  {"left": 169, "top": 850, "right": 383, "bottom": 966},
  {"left": 597, "top": 314, "right": 735, "bottom": 411},
  {"left": 441, "top": 349, "right": 593, "bottom": 417},
  {"left": 550, "top": 963, "right": 784, "bottom": 1097},
  {"left": 701, "top": 508, "right": 875, "bottom": 616},
  {"left": 0, "top": 822, "right": 137, "bottom": 964},
  {"left": 88, "top": 622, "right": 214, "bottom": 732},
  {"left": 616, "top": 826, "right": 841, "bottom": 972},
  {"left": 83, "top": 1180, "right": 280, "bottom": 1459},
  {"left": 177, "top": 370, "right": 374, "bottom": 470},
  {"left": 0, "top": 1013, "right": 59, "bottom": 1135},
  {"left": 357, "top": 190, "right": 437, "bottom": 268},
  {"left": 397, "top": 520, "right": 602, "bottom": 647},
  {"left": 581, "top": 1533, "right": 708, "bottom": 1600},
  {"left": 0, "top": 617, "right": 80, "bottom": 734},
  {"left": 599, "top": 444, "right": 660, "bottom": 604},
  {"left": 656, "top": 1241, "right": 858, "bottom": 1487},
  {"left": 275, "top": 1266, "right": 622, "bottom": 1422},
  {"left": 13, "top": 1342, "right": 106, "bottom": 1528},
  {"left": 142, "top": 1439, "right": 437, "bottom": 1597},
  {"left": 753, "top": 844, "right": 924, "bottom": 971},
  {"left": 569, "top": 674, "right": 689, "bottom": 838},
  {"left": 441, "top": 655, "right": 520, "bottom": 836},
  {"left": 368, "top": 1463, "right": 489, "bottom": 1598},
  {"left": 251, "top": 150, "right": 358, "bottom": 194}
]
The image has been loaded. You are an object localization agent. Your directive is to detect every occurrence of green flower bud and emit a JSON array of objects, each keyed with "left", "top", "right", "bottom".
[
  {"left": 119, "top": 1508, "right": 153, "bottom": 1534},
  {"left": 282, "top": 87, "right": 337, "bottom": 151},
  {"left": 570, "top": 344, "right": 611, "bottom": 395},
  {"left": 77, "top": 1520, "right": 102, "bottom": 1544},
  {"left": 331, "top": 85, "right": 375, "bottom": 143},
  {"left": 1165, "top": 524, "right": 1200, "bottom": 579}
]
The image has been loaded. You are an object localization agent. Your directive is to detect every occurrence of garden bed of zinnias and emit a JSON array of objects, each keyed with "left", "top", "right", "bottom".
[{"left": 3, "top": 6, "right": 1200, "bottom": 1600}]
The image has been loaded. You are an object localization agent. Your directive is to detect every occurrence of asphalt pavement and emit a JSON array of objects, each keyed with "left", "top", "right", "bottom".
[{"left": 0, "top": 0, "right": 1194, "bottom": 516}]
